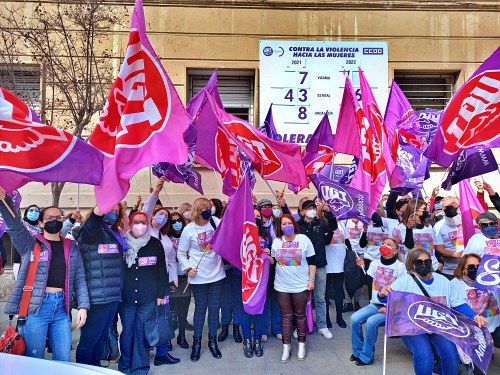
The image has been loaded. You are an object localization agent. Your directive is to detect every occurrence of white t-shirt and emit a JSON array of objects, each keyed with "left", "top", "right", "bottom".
[
  {"left": 450, "top": 278, "right": 500, "bottom": 333},
  {"left": 390, "top": 272, "right": 451, "bottom": 306},
  {"left": 434, "top": 221, "right": 464, "bottom": 275},
  {"left": 399, "top": 225, "right": 440, "bottom": 270},
  {"left": 177, "top": 217, "right": 225, "bottom": 284},
  {"left": 343, "top": 219, "right": 364, "bottom": 255},
  {"left": 271, "top": 234, "right": 315, "bottom": 293},
  {"left": 364, "top": 219, "right": 400, "bottom": 261},
  {"left": 368, "top": 259, "right": 407, "bottom": 304},
  {"left": 325, "top": 224, "right": 346, "bottom": 274},
  {"left": 463, "top": 233, "right": 491, "bottom": 257}
]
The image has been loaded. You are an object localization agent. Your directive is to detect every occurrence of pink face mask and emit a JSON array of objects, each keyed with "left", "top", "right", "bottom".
[
  {"left": 132, "top": 223, "right": 148, "bottom": 237},
  {"left": 261, "top": 208, "right": 273, "bottom": 218}
]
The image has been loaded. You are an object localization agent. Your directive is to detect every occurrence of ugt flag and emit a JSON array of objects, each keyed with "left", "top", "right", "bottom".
[
  {"left": 475, "top": 240, "right": 500, "bottom": 294},
  {"left": 0, "top": 189, "right": 22, "bottom": 237},
  {"left": 425, "top": 47, "right": 500, "bottom": 167},
  {"left": 211, "top": 174, "right": 270, "bottom": 314},
  {"left": 384, "top": 80, "right": 414, "bottom": 142},
  {"left": 258, "top": 104, "right": 280, "bottom": 141},
  {"left": 0, "top": 88, "right": 103, "bottom": 193},
  {"left": 89, "top": 0, "right": 189, "bottom": 213},
  {"left": 459, "top": 179, "right": 485, "bottom": 246},
  {"left": 386, "top": 291, "right": 494, "bottom": 374}
]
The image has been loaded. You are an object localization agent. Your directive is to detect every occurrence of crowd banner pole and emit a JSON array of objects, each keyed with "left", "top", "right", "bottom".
[
  {"left": 183, "top": 252, "right": 208, "bottom": 293},
  {"left": 329, "top": 153, "right": 336, "bottom": 180},
  {"left": 382, "top": 333, "right": 388, "bottom": 375},
  {"left": 352, "top": 248, "right": 367, "bottom": 275},
  {"left": 1, "top": 198, "right": 15, "bottom": 218},
  {"left": 162, "top": 187, "right": 175, "bottom": 212},
  {"left": 77, "top": 184, "right": 80, "bottom": 211},
  {"left": 282, "top": 183, "right": 287, "bottom": 193},
  {"left": 263, "top": 178, "right": 278, "bottom": 201},
  {"left": 149, "top": 166, "right": 153, "bottom": 189}
]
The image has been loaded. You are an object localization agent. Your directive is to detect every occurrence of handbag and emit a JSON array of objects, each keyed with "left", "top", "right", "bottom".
[
  {"left": 0, "top": 318, "right": 26, "bottom": 355},
  {"left": 343, "top": 243, "right": 365, "bottom": 295},
  {"left": 144, "top": 304, "right": 174, "bottom": 348}
]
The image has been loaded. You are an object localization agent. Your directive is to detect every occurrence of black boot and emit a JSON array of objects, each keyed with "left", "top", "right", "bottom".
[
  {"left": 334, "top": 295, "right": 346, "bottom": 328},
  {"left": 166, "top": 340, "right": 173, "bottom": 351},
  {"left": 337, "top": 314, "right": 347, "bottom": 328},
  {"left": 208, "top": 336, "right": 222, "bottom": 359},
  {"left": 233, "top": 325, "right": 243, "bottom": 343},
  {"left": 177, "top": 329, "right": 189, "bottom": 349},
  {"left": 253, "top": 338, "right": 263, "bottom": 357},
  {"left": 191, "top": 338, "right": 201, "bottom": 362},
  {"left": 218, "top": 324, "right": 229, "bottom": 342},
  {"left": 326, "top": 301, "right": 333, "bottom": 328},
  {"left": 154, "top": 353, "right": 180, "bottom": 366},
  {"left": 171, "top": 311, "right": 179, "bottom": 331},
  {"left": 243, "top": 338, "right": 253, "bottom": 358}
]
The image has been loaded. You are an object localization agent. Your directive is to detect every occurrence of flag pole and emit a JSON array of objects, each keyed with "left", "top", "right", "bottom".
[
  {"left": 149, "top": 166, "right": 153, "bottom": 189},
  {"left": 77, "top": 184, "right": 80, "bottom": 211},
  {"left": 440, "top": 165, "right": 452, "bottom": 184},
  {"left": 382, "top": 333, "right": 388, "bottom": 375},
  {"left": 352, "top": 248, "right": 367, "bottom": 275},
  {"left": 413, "top": 189, "right": 420, "bottom": 216},
  {"left": 133, "top": 175, "right": 141, "bottom": 196},
  {"left": 183, "top": 251, "right": 209, "bottom": 293},
  {"left": 1, "top": 198, "right": 15, "bottom": 218},
  {"left": 262, "top": 178, "right": 278, "bottom": 201},
  {"left": 212, "top": 170, "right": 223, "bottom": 198},
  {"left": 329, "top": 153, "right": 336, "bottom": 179},
  {"left": 162, "top": 187, "right": 176, "bottom": 212}
]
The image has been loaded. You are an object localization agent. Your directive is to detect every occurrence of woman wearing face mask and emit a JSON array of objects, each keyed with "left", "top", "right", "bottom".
[
  {"left": 168, "top": 212, "right": 192, "bottom": 349},
  {"left": 73, "top": 203, "right": 126, "bottom": 366},
  {"left": 0, "top": 187, "right": 89, "bottom": 361},
  {"left": 177, "top": 198, "right": 225, "bottom": 362},
  {"left": 119, "top": 211, "right": 168, "bottom": 374},
  {"left": 178, "top": 202, "right": 192, "bottom": 224},
  {"left": 383, "top": 248, "right": 485, "bottom": 375},
  {"left": 272, "top": 204, "right": 282, "bottom": 219},
  {"left": 350, "top": 238, "right": 406, "bottom": 366},
  {"left": 271, "top": 214, "right": 316, "bottom": 363},
  {"left": 210, "top": 198, "right": 224, "bottom": 219},
  {"left": 400, "top": 199, "right": 442, "bottom": 271},
  {"left": 464, "top": 212, "right": 499, "bottom": 256},
  {"left": 450, "top": 254, "right": 500, "bottom": 350}
]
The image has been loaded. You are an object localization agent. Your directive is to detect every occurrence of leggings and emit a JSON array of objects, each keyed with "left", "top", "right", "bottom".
[
  {"left": 276, "top": 290, "right": 308, "bottom": 344},
  {"left": 170, "top": 296, "right": 190, "bottom": 332}
]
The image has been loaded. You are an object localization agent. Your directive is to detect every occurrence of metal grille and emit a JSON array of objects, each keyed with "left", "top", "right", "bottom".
[
  {"left": 394, "top": 72, "right": 456, "bottom": 110},
  {"left": 189, "top": 72, "right": 255, "bottom": 123},
  {"left": 0, "top": 64, "right": 41, "bottom": 111}
]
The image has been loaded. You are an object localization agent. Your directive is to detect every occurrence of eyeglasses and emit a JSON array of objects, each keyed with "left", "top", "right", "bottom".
[
  {"left": 28, "top": 208, "right": 39, "bottom": 213},
  {"left": 43, "top": 215, "right": 65, "bottom": 222},
  {"left": 478, "top": 222, "right": 497, "bottom": 228},
  {"left": 132, "top": 220, "right": 148, "bottom": 225},
  {"left": 171, "top": 219, "right": 183, "bottom": 224},
  {"left": 414, "top": 259, "right": 432, "bottom": 267}
]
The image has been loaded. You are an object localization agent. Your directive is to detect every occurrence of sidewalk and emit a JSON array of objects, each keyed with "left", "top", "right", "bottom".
[{"left": 1, "top": 297, "right": 499, "bottom": 375}]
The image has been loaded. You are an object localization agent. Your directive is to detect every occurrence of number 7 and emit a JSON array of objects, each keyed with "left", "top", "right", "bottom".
[{"left": 299, "top": 71, "right": 308, "bottom": 85}]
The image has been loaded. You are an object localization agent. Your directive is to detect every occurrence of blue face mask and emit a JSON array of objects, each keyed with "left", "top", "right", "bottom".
[
  {"left": 103, "top": 211, "right": 119, "bottom": 225},
  {"left": 434, "top": 203, "right": 442, "bottom": 210},
  {"left": 481, "top": 226, "right": 498, "bottom": 238},
  {"left": 27, "top": 210, "right": 39, "bottom": 222},
  {"left": 172, "top": 222, "right": 183, "bottom": 231},
  {"left": 155, "top": 214, "right": 168, "bottom": 226},
  {"left": 272, "top": 209, "right": 281, "bottom": 217},
  {"left": 201, "top": 209, "right": 212, "bottom": 220}
]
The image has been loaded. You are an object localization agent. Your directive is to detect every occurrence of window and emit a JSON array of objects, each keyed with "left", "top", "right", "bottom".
[
  {"left": 188, "top": 70, "right": 255, "bottom": 123},
  {"left": 0, "top": 64, "right": 41, "bottom": 111},
  {"left": 394, "top": 72, "right": 457, "bottom": 110}
]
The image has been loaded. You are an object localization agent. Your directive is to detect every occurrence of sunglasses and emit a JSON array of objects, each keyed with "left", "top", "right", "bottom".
[
  {"left": 466, "top": 265, "right": 478, "bottom": 272},
  {"left": 44, "top": 215, "right": 65, "bottom": 222},
  {"left": 478, "top": 222, "right": 497, "bottom": 228},
  {"left": 414, "top": 259, "right": 432, "bottom": 267},
  {"left": 171, "top": 219, "right": 183, "bottom": 224}
]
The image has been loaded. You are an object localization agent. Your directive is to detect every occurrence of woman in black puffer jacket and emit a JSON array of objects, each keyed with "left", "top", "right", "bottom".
[{"left": 74, "top": 204, "right": 127, "bottom": 366}]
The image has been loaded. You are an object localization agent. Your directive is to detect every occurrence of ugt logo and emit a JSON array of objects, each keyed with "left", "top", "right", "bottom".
[
  {"left": 241, "top": 222, "right": 265, "bottom": 304},
  {"left": 89, "top": 29, "right": 171, "bottom": 156},
  {"left": 319, "top": 182, "right": 353, "bottom": 217},
  {"left": 408, "top": 301, "right": 470, "bottom": 338}
]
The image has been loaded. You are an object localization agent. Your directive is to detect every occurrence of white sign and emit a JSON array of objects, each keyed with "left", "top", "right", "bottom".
[{"left": 259, "top": 40, "right": 388, "bottom": 144}]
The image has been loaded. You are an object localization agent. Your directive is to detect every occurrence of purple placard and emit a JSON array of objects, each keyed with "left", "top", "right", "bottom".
[
  {"left": 39, "top": 250, "right": 49, "bottom": 262},
  {"left": 97, "top": 244, "right": 120, "bottom": 254},
  {"left": 138, "top": 256, "right": 157, "bottom": 267}
]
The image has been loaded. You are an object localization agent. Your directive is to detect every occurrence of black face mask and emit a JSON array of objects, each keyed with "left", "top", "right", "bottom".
[
  {"left": 434, "top": 214, "right": 443, "bottom": 222},
  {"left": 416, "top": 223, "right": 425, "bottom": 230},
  {"left": 466, "top": 266, "right": 478, "bottom": 281},
  {"left": 444, "top": 206, "right": 458, "bottom": 218},
  {"left": 44, "top": 220, "right": 63, "bottom": 234},
  {"left": 414, "top": 259, "right": 432, "bottom": 277},
  {"left": 419, "top": 211, "right": 430, "bottom": 221},
  {"left": 255, "top": 218, "right": 262, "bottom": 228},
  {"left": 381, "top": 254, "right": 398, "bottom": 265}
]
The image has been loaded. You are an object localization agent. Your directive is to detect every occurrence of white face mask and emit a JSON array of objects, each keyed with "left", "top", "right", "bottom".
[
  {"left": 306, "top": 210, "right": 317, "bottom": 219},
  {"left": 211, "top": 206, "right": 216, "bottom": 215},
  {"left": 132, "top": 223, "right": 148, "bottom": 237},
  {"left": 183, "top": 211, "right": 191, "bottom": 220}
]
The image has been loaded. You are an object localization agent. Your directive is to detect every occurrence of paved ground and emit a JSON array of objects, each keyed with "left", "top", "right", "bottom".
[{"left": 1, "top": 293, "right": 499, "bottom": 375}]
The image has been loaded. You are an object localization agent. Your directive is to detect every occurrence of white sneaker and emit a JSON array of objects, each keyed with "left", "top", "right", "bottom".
[
  {"left": 281, "top": 344, "right": 291, "bottom": 363},
  {"left": 276, "top": 333, "right": 282, "bottom": 340},
  {"left": 292, "top": 329, "right": 298, "bottom": 339},
  {"left": 297, "top": 342, "right": 306, "bottom": 361},
  {"left": 318, "top": 328, "right": 333, "bottom": 339},
  {"left": 261, "top": 334, "right": 268, "bottom": 342}
]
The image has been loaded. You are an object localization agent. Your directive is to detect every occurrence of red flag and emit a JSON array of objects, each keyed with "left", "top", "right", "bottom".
[{"left": 88, "top": 0, "right": 189, "bottom": 213}]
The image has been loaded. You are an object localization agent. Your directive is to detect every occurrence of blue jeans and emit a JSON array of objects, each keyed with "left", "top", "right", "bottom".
[
  {"left": 313, "top": 267, "right": 327, "bottom": 329},
  {"left": 263, "top": 291, "right": 282, "bottom": 335},
  {"left": 76, "top": 301, "right": 119, "bottom": 365},
  {"left": 350, "top": 303, "right": 386, "bottom": 363},
  {"left": 402, "top": 334, "right": 459, "bottom": 375},
  {"left": 232, "top": 268, "right": 265, "bottom": 340},
  {"left": 20, "top": 291, "right": 71, "bottom": 361},
  {"left": 118, "top": 301, "right": 156, "bottom": 375},
  {"left": 192, "top": 280, "right": 222, "bottom": 338}
]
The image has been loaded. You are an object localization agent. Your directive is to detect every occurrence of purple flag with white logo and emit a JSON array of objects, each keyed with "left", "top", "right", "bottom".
[
  {"left": 310, "top": 173, "right": 370, "bottom": 223},
  {"left": 0, "top": 189, "right": 22, "bottom": 237},
  {"left": 384, "top": 80, "right": 414, "bottom": 142},
  {"left": 211, "top": 174, "right": 270, "bottom": 314},
  {"left": 386, "top": 290, "right": 494, "bottom": 374},
  {"left": 474, "top": 255, "right": 500, "bottom": 294},
  {"left": 258, "top": 104, "right": 280, "bottom": 141},
  {"left": 441, "top": 147, "right": 497, "bottom": 191},
  {"left": 425, "top": 47, "right": 500, "bottom": 167},
  {"left": 319, "top": 156, "right": 359, "bottom": 186}
]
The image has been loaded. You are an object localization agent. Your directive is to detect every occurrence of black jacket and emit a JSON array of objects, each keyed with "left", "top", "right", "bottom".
[
  {"left": 73, "top": 212, "right": 125, "bottom": 305},
  {"left": 122, "top": 236, "right": 168, "bottom": 304},
  {"left": 489, "top": 193, "right": 500, "bottom": 214},
  {"left": 297, "top": 212, "right": 337, "bottom": 269}
]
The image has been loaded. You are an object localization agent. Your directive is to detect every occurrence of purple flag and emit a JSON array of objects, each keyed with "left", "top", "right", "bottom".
[
  {"left": 384, "top": 80, "right": 414, "bottom": 141},
  {"left": 211, "top": 174, "right": 270, "bottom": 314},
  {"left": 310, "top": 173, "right": 370, "bottom": 223},
  {"left": 475, "top": 254, "right": 500, "bottom": 294},
  {"left": 258, "top": 104, "right": 280, "bottom": 141},
  {"left": 186, "top": 69, "right": 223, "bottom": 119},
  {"left": 320, "top": 156, "right": 359, "bottom": 186},
  {"left": 333, "top": 76, "right": 361, "bottom": 157},
  {"left": 386, "top": 290, "right": 494, "bottom": 374},
  {"left": 0, "top": 189, "right": 22, "bottom": 237},
  {"left": 425, "top": 47, "right": 500, "bottom": 167},
  {"left": 442, "top": 147, "right": 497, "bottom": 191}
]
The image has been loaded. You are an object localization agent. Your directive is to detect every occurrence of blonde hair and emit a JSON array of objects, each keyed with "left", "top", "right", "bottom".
[
  {"left": 405, "top": 248, "right": 433, "bottom": 273},
  {"left": 191, "top": 198, "right": 212, "bottom": 222},
  {"left": 178, "top": 202, "right": 192, "bottom": 216}
]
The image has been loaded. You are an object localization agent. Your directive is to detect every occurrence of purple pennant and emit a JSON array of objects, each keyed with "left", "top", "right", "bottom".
[
  {"left": 474, "top": 255, "right": 500, "bottom": 294},
  {"left": 386, "top": 290, "right": 494, "bottom": 374},
  {"left": 441, "top": 147, "right": 497, "bottom": 191},
  {"left": 258, "top": 104, "right": 281, "bottom": 141},
  {"left": 310, "top": 173, "right": 369, "bottom": 223},
  {"left": 0, "top": 189, "right": 22, "bottom": 237}
]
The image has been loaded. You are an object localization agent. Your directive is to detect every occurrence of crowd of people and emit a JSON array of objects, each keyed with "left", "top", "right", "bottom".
[{"left": 0, "top": 178, "right": 500, "bottom": 375}]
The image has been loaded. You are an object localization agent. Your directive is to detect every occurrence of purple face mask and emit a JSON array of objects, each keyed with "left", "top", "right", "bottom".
[{"left": 282, "top": 224, "right": 294, "bottom": 236}]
